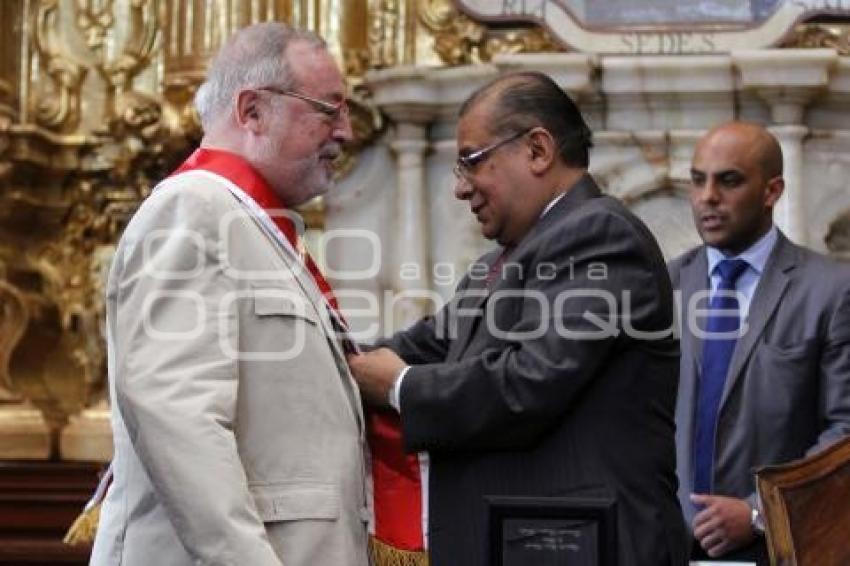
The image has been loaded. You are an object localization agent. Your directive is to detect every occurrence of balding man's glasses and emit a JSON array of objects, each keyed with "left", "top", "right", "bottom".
[
  {"left": 453, "top": 128, "right": 531, "bottom": 181},
  {"left": 257, "top": 86, "right": 348, "bottom": 121}
]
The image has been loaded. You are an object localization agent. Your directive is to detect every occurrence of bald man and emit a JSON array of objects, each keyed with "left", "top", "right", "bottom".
[{"left": 670, "top": 121, "right": 850, "bottom": 562}]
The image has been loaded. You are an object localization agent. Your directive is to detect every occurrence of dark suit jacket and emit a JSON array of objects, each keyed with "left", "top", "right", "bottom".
[
  {"left": 382, "top": 175, "right": 688, "bottom": 566},
  {"left": 670, "top": 232, "right": 850, "bottom": 559}
]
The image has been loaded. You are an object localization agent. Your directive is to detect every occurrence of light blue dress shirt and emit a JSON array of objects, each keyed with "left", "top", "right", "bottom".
[{"left": 705, "top": 225, "right": 779, "bottom": 323}]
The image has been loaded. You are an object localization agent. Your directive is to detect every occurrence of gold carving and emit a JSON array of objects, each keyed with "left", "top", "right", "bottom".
[
  {"left": 417, "top": 0, "right": 562, "bottom": 66},
  {"left": 1, "top": 0, "right": 390, "bottom": 459},
  {"left": 369, "top": 0, "right": 402, "bottom": 68},
  {"left": 88, "top": 0, "right": 160, "bottom": 123},
  {"left": 781, "top": 23, "right": 850, "bottom": 55},
  {"left": 336, "top": 91, "right": 385, "bottom": 179},
  {"left": 33, "top": 0, "right": 88, "bottom": 131},
  {"left": 1, "top": 0, "right": 175, "bottom": 458},
  {"left": 480, "top": 27, "right": 563, "bottom": 62},
  {"left": 344, "top": 48, "right": 373, "bottom": 79},
  {"left": 101, "top": 0, "right": 159, "bottom": 91},
  {"left": 0, "top": 279, "right": 27, "bottom": 403},
  {"left": 0, "top": 89, "right": 12, "bottom": 184},
  {"left": 74, "top": 0, "right": 115, "bottom": 51},
  {"left": 432, "top": 16, "right": 486, "bottom": 66},
  {"left": 418, "top": 0, "right": 484, "bottom": 66}
]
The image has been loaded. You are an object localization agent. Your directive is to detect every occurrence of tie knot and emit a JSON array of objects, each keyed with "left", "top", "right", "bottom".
[{"left": 715, "top": 258, "right": 749, "bottom": 284}]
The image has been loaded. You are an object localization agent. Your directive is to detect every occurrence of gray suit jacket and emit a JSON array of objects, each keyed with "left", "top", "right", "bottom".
[
  {"left": 670, "top": 232, "right": 850, "bottom": 536},
  {"left": 384, "top": 175, "right": 688, "bottom": 566},
  {"left": 90, "top": 171, "right": 369, "bottom": 566}
]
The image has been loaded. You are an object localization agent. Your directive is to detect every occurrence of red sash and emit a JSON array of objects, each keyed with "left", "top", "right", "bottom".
[
  {"left": 172, "top": 148, "right": 339, "bottom": 311},
  {"left": 369, "top": 411, "right": 426, "bottom": 553}
]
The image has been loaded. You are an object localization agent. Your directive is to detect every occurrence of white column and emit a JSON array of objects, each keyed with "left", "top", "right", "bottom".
[
  {"left": 769, "top": 124, "right": 808, "bottom": 245},
  {"left": 389, "top": 123, "right": 431, "bottom": 331},
  {"left": 733, "top": 49, "right": 835, "bottom": 246}
]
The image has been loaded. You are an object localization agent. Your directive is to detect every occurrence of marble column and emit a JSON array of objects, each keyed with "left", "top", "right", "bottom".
[
  {"left": 389, "top": 123, "right": 431, "bottom": 331},
  {"left": 365, "top": 65, "right": 484, "bottom": 332},
  {"left": 734, "top": 48, "right": 835, "bottom": 246},
  {"left": 770, "top": 124, "right": 809, "bottom": 245}
]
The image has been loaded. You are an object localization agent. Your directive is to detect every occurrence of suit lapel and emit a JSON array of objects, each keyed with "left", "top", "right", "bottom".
[
  {"left": 447, "top": 174, "right": 602, "bottom": 361},
  {"left": 676, "top": 248, "right": 709, "bottom": 491},
  {"left": 525, "top": 173, "right": 601, "bottom": 237},
  {"left": 448, "top": 255, "right": 496, "bottom": 361},
  {"left": 680, "top": 248, "right": 710, "bottom": 370},
  {"left": 268, "top": 231, "right": 347, "bottom": 360},
  {"left": 719, "top": 233, "right": 797, "bottom": 409},
  {"left": 286, "top": 249, "right": 366, "bottom": 433},
  {"left": 242, "top": 205, "right": 364, "bottom": 432}
]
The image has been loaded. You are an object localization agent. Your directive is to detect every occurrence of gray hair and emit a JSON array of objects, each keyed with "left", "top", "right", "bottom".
[{"left": 194, "top": 22, "right": 326, "bottom": 131}]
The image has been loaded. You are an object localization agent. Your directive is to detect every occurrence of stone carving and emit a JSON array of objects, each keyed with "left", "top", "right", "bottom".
[{"left": 454, "top": 0, "right": 850, "bottom": 55}]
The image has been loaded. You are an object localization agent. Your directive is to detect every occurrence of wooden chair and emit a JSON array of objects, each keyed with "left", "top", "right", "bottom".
[{"left": 756, "top": 435, "right": 850, "bottom": 566}]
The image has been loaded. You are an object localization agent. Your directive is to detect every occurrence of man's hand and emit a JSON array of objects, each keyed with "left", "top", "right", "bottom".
[
  {"left": 690, "top": 493, "right": 755, "bottom": 557},
  {"left": 346, "top": 348, "right": 406, "bottom": 408}
]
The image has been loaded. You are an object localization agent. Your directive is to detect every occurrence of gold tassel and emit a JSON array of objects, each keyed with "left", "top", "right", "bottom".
[
  {"left": 63, "top": 502, "right": 101, "bottom": 546},
  {"left": 369, "top": 536, "right": 429, "bottom": 566}
]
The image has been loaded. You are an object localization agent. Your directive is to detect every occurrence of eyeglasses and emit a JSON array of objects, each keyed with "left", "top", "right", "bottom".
[
  {"left": 453, "top": 128, "right": 531, "bottom": 181},
  {"left": 257, "top": 86, "right": 348, "bottom": 121}
]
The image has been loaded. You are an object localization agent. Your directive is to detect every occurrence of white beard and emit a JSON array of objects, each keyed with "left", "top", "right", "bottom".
[{"left": 256, "top": 138, "right": 335, "bottom": 206}]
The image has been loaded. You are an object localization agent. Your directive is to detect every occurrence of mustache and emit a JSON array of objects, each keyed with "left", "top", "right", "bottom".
[{"left": 319, "top": 143, "right": 342, "bottom": 161}]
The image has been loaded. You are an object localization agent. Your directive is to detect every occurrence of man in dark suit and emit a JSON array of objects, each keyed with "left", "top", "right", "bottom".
[
  {"left": 670, "top": 121, "right": 850, "bottom": 562},
  {"left": 349, "top": 72, "right": 687, "bottom": 566}
]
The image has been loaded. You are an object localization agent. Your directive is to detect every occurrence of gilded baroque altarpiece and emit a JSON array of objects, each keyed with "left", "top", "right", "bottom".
[{"left": 1, "top": 0, "right": 849, "bottom": 461}]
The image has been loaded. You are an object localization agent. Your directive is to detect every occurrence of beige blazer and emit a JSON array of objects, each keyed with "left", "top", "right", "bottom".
[{"left": 90, "top": 171, "right": 369, "bottom": 566}]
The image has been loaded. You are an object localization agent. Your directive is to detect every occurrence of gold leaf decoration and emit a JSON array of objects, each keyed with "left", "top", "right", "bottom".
[
  {"left": 781, "top": 23, "right": 850, "bottom": 55},
  {"left": 418, "top": 0, "right": 563, "bottom": 66}
]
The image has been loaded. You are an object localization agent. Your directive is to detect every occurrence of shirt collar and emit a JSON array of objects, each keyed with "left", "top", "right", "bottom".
[
  {"left": 500, "top": 192, "right": 566, "bottom": 254},
  {"left": 706, "top": 225, "right": 778, "bottom": 277},
  {"left": 541, "top": 192, "right": 566, "bottom": 218}
]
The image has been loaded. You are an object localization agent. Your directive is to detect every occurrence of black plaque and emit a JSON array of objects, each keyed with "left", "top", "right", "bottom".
[{"left": 487, "top": 496, "right": 617, "bottom": 566}]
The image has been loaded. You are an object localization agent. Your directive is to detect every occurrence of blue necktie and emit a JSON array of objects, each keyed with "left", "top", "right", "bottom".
[{"left": 693, "top": 258, "right": 749, "bottom": 496}]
